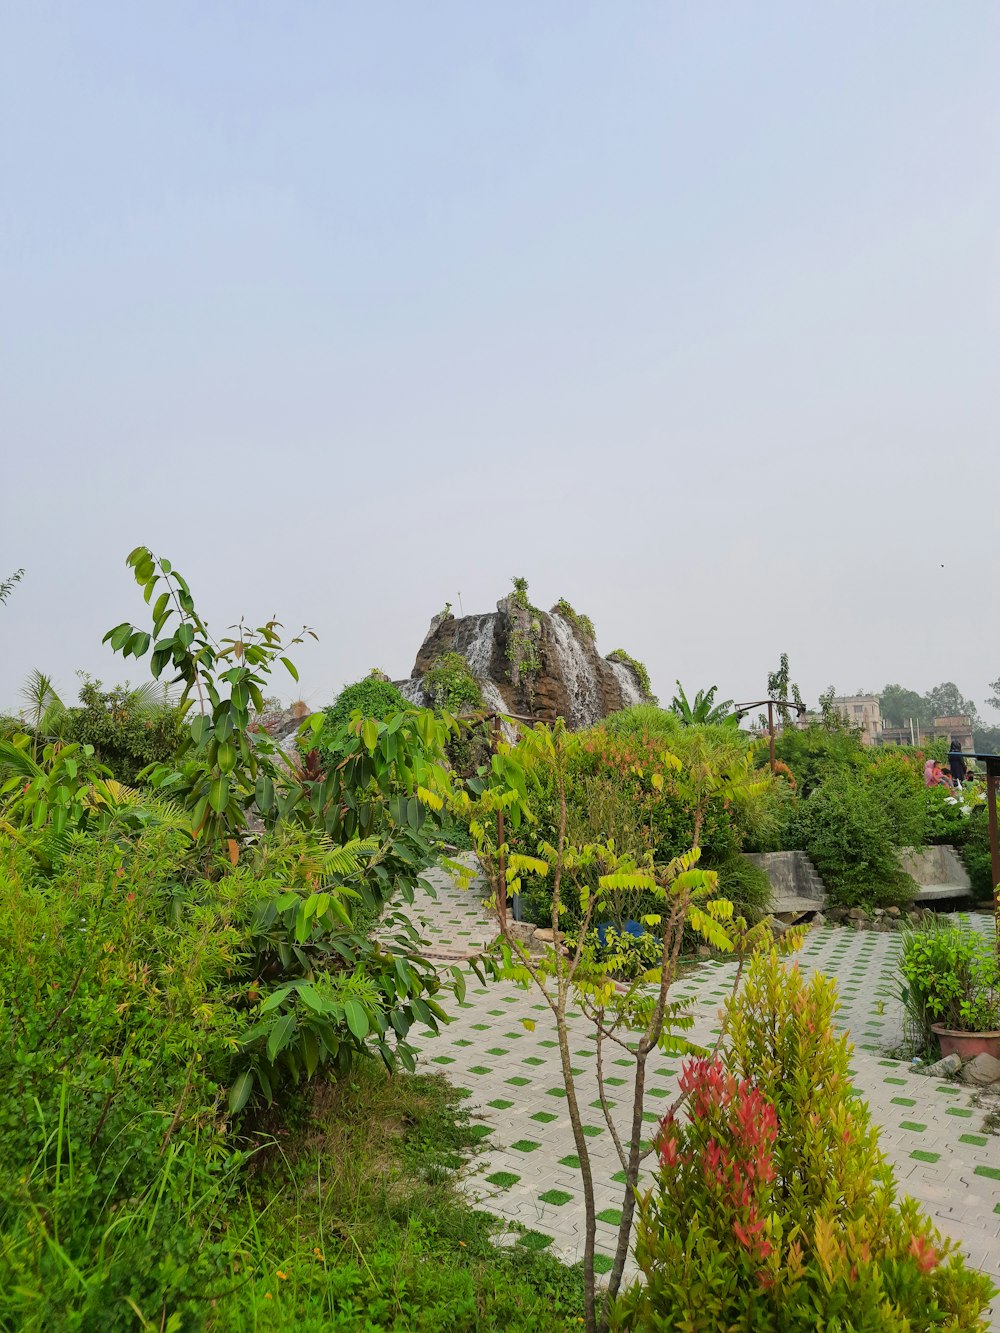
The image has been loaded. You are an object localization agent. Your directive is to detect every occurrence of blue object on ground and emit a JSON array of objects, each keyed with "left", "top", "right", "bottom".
[{"left": 596, "top": 919, "right": 646, "bottom": 946}]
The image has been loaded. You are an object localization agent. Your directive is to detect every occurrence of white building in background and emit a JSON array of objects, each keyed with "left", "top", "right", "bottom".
[{"left": 828, "top": 694, "right": 883, "bottom": 746}]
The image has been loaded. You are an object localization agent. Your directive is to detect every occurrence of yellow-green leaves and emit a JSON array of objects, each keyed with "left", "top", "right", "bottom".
[
  {"left": 361, "top": 718, "right": 379, "bottom": 752},
  {"left": 687, "top": 905, "right": 735, "bottom": 953},
  {"left": 598, "top": 872, "right": 658, "bottom": 892},
  {"left": 508, "top": 853, "right": 549, "bottom": 877},
  {"left": 416, "top": 785, "right": 443, "bottom": 811}
]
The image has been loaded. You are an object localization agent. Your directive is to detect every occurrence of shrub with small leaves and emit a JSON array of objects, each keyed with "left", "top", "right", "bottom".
[{"left": 617, "top": 951, "right": 994, "bottom": 1331}]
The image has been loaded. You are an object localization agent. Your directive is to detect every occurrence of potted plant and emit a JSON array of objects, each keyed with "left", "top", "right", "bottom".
[{"left": 898, "top": 923, "right": 1000, "bottom": 1060}]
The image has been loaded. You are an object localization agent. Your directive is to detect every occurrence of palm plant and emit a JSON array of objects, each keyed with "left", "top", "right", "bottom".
[
  {"left": 670, "top": 681, "right": 738, "bottom": 727},
  {"left": 18, "top": 670, "right": 67, "bottom": 757}
]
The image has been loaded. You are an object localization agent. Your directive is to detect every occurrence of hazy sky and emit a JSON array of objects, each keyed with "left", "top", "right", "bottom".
[{"left": 2, "top": 3, "right": 998, "bottom": 718}]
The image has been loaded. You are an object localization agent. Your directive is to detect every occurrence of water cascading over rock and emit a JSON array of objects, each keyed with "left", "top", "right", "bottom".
[{"left": 399, "top": 588, "right": 650, "bottom": 728}]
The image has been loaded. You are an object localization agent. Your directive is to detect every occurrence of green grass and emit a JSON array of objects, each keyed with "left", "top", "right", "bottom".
[{"left": 210, "top": 1065, "right": 586, "bottom": 1331}]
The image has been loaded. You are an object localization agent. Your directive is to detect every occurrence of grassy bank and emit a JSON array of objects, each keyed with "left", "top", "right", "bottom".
[{"left": 209, "top": 1066, "right": 586, "bottom": 1332}]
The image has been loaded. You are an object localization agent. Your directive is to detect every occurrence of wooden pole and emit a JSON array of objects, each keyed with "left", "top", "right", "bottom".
[
  {"left": 768, "top": 701, "right": 776, "bottom": 774},
  {"left": 987, "top": 765, "right": 1000, "bottom": 956}
]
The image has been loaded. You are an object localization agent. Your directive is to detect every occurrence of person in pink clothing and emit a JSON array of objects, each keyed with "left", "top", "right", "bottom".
[{"left": 924, "top": 759, "right": 947, "bottom": 787}]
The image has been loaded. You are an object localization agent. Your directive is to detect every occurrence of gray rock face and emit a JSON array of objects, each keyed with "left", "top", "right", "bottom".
[{"left": 403, "top": 596, "right": 650, "bottom": 728}]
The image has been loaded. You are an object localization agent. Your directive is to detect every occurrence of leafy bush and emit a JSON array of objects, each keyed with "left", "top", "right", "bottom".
[
  {"left": 773, "top": 721, "right": 868, "bottom": 796},
  {"left": 789, "top": 771, "right": 917, "bottom": 908},
  {"left": 423, "top": 652, "right": 483, "bottom": 714},
  {"left": 924, "top": 782, "right": 987, "bottom": 845},
  {"left": 60, "top": 677, "right": 184, "bottom": 784},
  {"left": 0, "top": 828, "right": 242, "bottom": 1329},
  {"left": 961, "top": 813, "right": 995, "bottom": 899},
  {"left": 618, "top": 951, "right": 994, "bottom": 1330},
  {"left": 0, "top": 815, "right": 467, "bottom": 1329},
  {"left": 712, "top": 853, "right": 773, "bottom": 924},
  {"left": 899, "top": 923, "right": 1000, "bottom": 1047},
  {"left": 320, "top": 674, "right": 407, "bottom": 734},
  {"left": 512, "top": 719, "right": 778, "bottom": 933}
]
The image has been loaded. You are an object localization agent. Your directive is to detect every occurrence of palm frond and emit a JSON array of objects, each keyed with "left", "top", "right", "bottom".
[
  {"left": 126, "top": 680, "right": 178, "bottom": 715},
  {"left": 0, "top": 737, "right": 43, "bottom": 780},
  {"left": 322, "top": 836, "right": 379, "bottom": 879}
]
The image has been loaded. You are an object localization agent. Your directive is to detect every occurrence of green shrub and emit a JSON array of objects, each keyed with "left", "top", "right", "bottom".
[
  {"left": 60, "top": 677, "right": 184, "bottom": 785},
  {"left": 961, "top": 812, "right": 994, "bottom": 898},
  {"left": 600, "top": 705, "right": 681, "bottom": 740},
  {"left": 713, "top": 853, "right": 773, "bottom": 924},
  {"left": 924, "top": 782, "right": 987, "bottom": 846},
  {"left": 0, "top": 817, "right": 462, "bottom": 1330},
  {"left": 321, "top": 675, "right": 407, "bottom": 733},
  {"left": 0, "top": 829, "right": 242, "bottom": 1330},
  {"left": 773, "top": 722, "right": 867, "bottom": 796},
  {"left": 513, "top": 721, "right": 779, "bottom": 933},
  {"left": 617, "top": 951, "right": 994, "bottom": 1331},
  {"left": 423, "top": 652, "right": 483, "bottom": 715},
  {"left": 789, "top": 771, "right": 917, "bottom": 908}
]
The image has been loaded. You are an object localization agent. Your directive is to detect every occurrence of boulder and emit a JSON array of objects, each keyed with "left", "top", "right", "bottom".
[
  {"left": 960, "top": 1052, "right": 1000, "bottom": 1087},
  {"left": 533, "top": 927, "right": 565, "bottom": 944},
  {"left": 917, "top": 1052, "right": 963, "bottom": 1078}
]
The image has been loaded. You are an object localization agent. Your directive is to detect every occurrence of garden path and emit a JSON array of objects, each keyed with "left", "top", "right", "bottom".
[{"left": 405, "top": 863, "right": 1000, "bottom": 1323}]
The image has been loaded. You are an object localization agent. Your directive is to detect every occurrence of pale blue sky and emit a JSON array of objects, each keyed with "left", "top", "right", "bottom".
[{"left": 2, "top": 3, "right": 998, "bottom": 714}]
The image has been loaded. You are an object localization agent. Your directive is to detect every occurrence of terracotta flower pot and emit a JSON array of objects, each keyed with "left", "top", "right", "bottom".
[{"left": 931, "top": 1023, "right": 1000, "bottom": 1061}]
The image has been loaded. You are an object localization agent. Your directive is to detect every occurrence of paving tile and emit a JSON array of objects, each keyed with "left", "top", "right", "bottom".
[{"left": 405, "top": 866, "right": 1000, "bottom": 1327}]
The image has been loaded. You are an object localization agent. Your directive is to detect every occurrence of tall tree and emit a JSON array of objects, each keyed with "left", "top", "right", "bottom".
[
  {"left": 767, "top": 653, "right": 804, "bottom": 722},
  {"left": 923, "top": 681, "right": 978, "bottom": 724},
  {"left": 987, "top": 678, "right": 1000, "bottom": 714},
  {"left": 878, "top": 684, "right": 929, "bottom": 729}
]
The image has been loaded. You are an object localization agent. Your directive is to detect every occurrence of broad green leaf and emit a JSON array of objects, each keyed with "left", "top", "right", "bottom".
[
  {"left": 344, "top": 999, "right": 369, "bottom": 1041},
  {"left": 228, "top": 1071, "right": 254, "bottom": 1115},
  {"left": 266, "top": 1012, "right": 297, "bottom": 1062},
  {"left": 208, "top": 776, "right": 229, "bottom": 813},
  {"left": 300, "top": 1028, "right": 320, "bottom": 1079},
  {"left": 259, "top": 986, "right": 294, "bottom": 1014},
  {"left": 280, "top": 657, "right": 299, "bottom": 681}
]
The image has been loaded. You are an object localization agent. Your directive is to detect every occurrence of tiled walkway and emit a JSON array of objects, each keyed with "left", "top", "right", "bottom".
[{"left": 405, "top": 865, "right": 1000, "bottom": 1318}]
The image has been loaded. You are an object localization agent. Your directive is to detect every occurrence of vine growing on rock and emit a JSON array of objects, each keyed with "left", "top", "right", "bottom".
[
  {"left": 608, "top": 648, "right": 656, "bottom": 703},
  {"left": 424, "top": 652, "right": 482, "bottom": 715},
  {"left": 553, "top": 597, "right": 595, "bottom": 641},
  {"left": 506, "top": 575, "right": 542, "bottom": 701}
]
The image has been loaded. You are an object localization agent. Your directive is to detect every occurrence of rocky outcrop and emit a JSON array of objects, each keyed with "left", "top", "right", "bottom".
[{"left": 400, "top": 593, "right": 650, "bottom": 729}]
